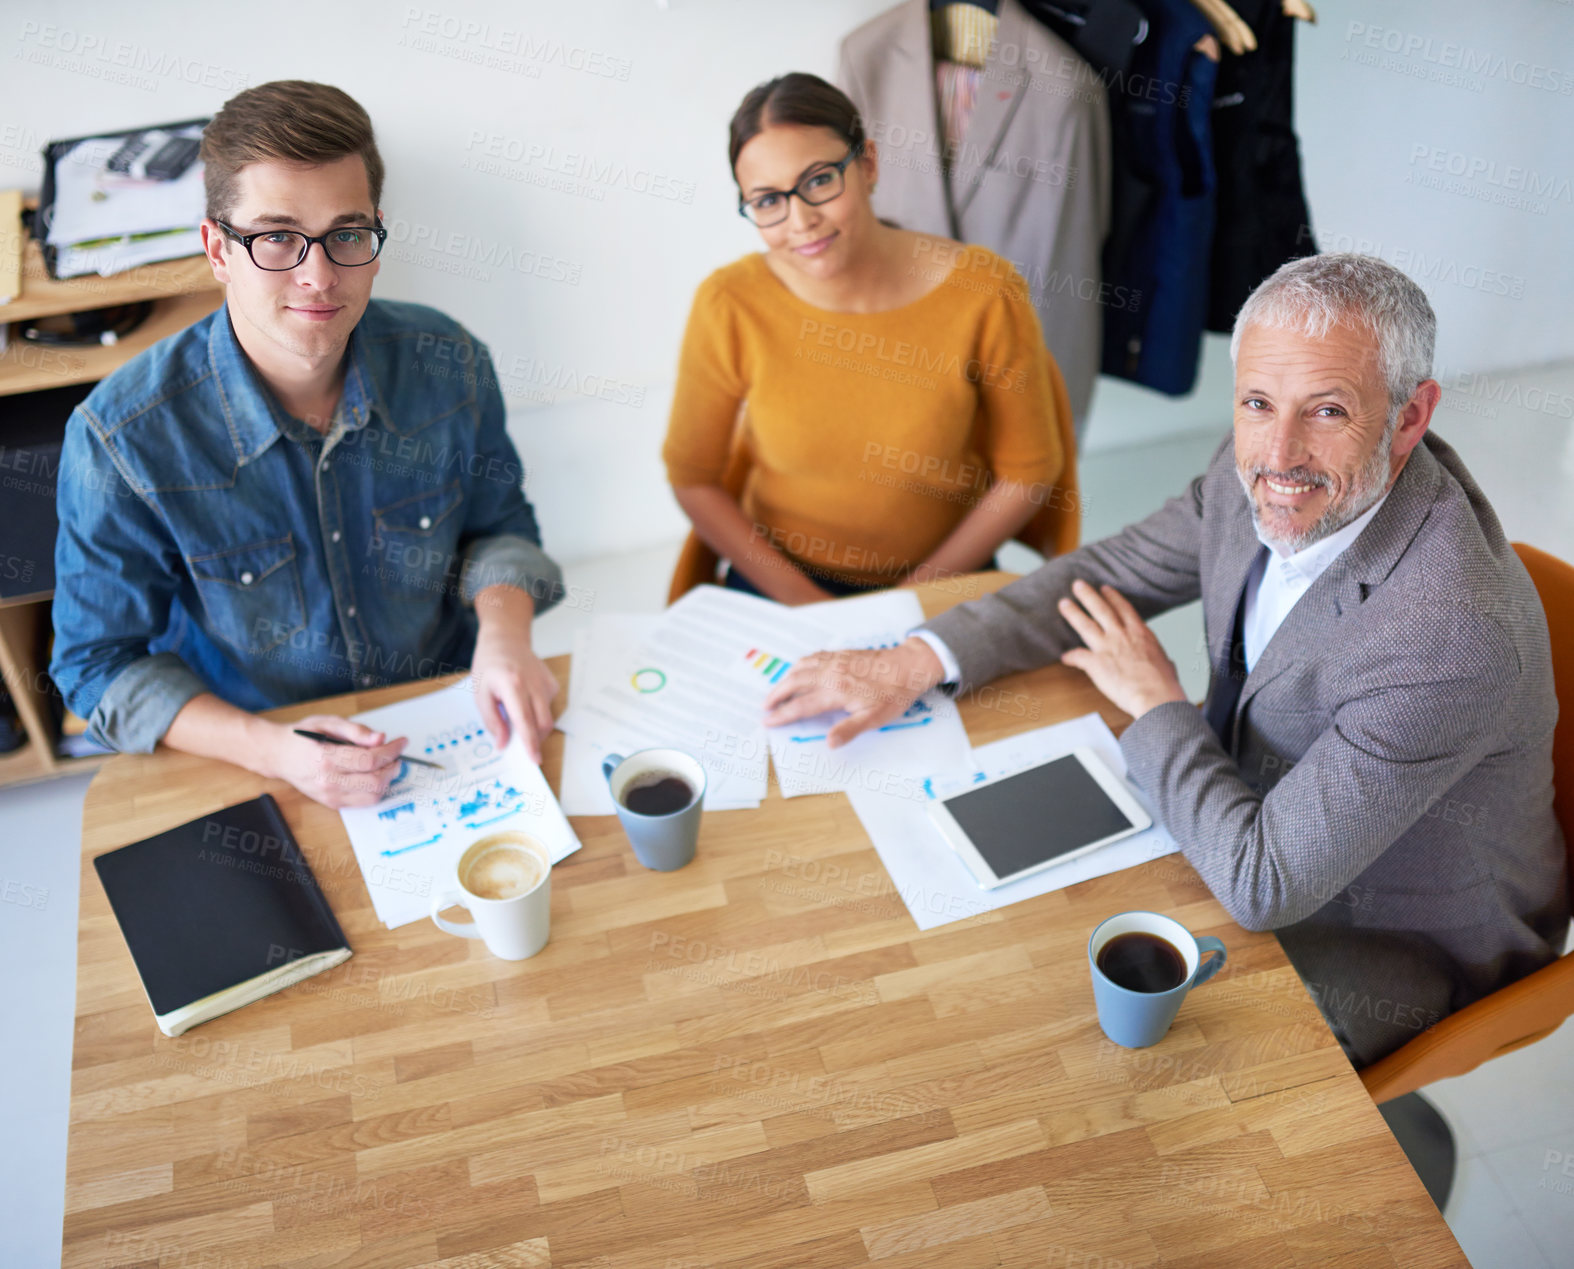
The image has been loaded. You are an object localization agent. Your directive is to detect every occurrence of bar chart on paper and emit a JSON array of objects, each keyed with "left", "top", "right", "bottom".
[
  {"left": 743, "top": 647, "right": 792, "bottom": 684},
  {"left": 782, "top": 695, "right": 937, "bottom": 745},
  {"left": 337, "top": 679, "right": 581, "bottom": 927},
  {"left": 766, "top": 590, "right": 976, "bottom": 798}
]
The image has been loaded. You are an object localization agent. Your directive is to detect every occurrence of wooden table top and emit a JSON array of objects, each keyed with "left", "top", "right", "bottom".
[{"left": 64, "top": 577, "right": 1466, "bottom": 1268}]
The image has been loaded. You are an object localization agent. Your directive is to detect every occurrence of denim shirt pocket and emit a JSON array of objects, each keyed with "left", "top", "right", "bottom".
[
  {"left": 370, "top": 480, "right": 465, "bottom": 603},
  {"left": 187, "top": 535, "right": 306, "bottom": 655}
]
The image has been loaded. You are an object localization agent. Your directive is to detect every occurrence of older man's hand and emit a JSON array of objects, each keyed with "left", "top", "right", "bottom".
[
  {"left": 763, "top": 637, "right": 946, "bottom": 749},
  {"left": 1057, "top": 579, "right": 1188, "bottom": 719}
]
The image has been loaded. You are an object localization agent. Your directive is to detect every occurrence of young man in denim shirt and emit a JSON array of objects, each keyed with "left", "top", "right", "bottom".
[{"left": 51, "top": 82, "right": 564, "bottom": 808}]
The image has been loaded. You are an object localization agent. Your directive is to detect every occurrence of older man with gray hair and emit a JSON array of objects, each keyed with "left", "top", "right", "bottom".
[{"left": 766, "top": 252, "right": 1569, "bottom": 1068}]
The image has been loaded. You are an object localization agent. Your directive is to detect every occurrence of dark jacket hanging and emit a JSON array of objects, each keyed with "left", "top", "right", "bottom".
[
  {"left": 1205, "top": 0, "right": 1317, "bottom": 333},
  {"left": 1099, "top": 0, "right": 1218, "bottom": 396}
]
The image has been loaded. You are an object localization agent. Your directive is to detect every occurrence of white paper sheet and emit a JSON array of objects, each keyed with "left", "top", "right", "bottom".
[
  {"left": 47, "top": 128, "right": 207, "bottom": 244},
  {"left": 768, "top": 590, "right": 975, "bottom": 798},
  {"left": 53, "top": 227, "right": 204, "bottom": 279},
  {"left": 558, "top": 627, "right": 622, "bottom": 816},
  {"left": 845, "top": 713, "right": 1179, "bottom": 931},
  {"left": 557, "top": 587, "right": 832, "bottom": 803},
  {"left": 558, "top": 624, "right": 761, "bottom": 815},
  {"left": 338, "top": 680, "right": 581, "bottom": 928}
]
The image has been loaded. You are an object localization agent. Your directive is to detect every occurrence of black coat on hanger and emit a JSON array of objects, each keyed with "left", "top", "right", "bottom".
[
  {"left": 1021, "top": 0, "right": 1147, "bottom": 78},
  {"left": 926, "top": 1, "right": 1147, "bottom": 92},
  {"left": 1204, "top": 0, "right": 1317, "bottom": 331}
]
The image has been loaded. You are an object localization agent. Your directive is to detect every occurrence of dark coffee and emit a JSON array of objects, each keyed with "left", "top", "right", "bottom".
[
  {"left": 1096, "top": 932, "right": 1188, "bottom": 993},
  {"left": 621, "top": 773, "right": 695, "bottom": 816}
]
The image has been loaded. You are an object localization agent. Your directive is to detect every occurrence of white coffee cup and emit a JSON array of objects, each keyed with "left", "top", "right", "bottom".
[{"left": 430, "top": 831, "right": 551, "bottom": 960}]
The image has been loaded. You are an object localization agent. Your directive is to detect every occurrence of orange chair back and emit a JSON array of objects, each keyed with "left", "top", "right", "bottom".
[
  {"left": 1352, "top": 541, "right": 1574, "bottom": 1103},
  {"left": 666, "top": 418, "right": 755, "bottom": 605},
  {"left": 1514, "top": 542, "right": 1574, "bottom": 902}
]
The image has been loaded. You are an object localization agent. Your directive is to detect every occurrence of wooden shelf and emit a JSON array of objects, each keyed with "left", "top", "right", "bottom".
[
  {"left": 0, "top": 289, "right": 221, "bottom": 397},
  {"left": 0, "top": 740, "right": 49, "bottom": 788},
  {"left": 0, "top": 600, "right": 58, "bottom": 784},
  {"left": 4, "top": 240, "right": 219, "bottom": 325},
  {"left": 0, "top": 598, "right": 111, "bottom": 790},
  {"left": 0, "top": 200, "right": 224, "bottom": 791},
  {"left": 0, "top": 742, "right": 107, "bottom": 791},
  {"left": 0, "top": 588, "right": 53, "bottom": 611}
]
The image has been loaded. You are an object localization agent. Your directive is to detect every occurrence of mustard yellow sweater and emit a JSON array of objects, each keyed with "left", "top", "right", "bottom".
[{"left": 663, "top": 245, "right": 1072, "bottom": 586}]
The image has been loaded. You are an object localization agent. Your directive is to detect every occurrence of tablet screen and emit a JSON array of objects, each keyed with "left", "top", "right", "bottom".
[{"left": 939, "top": 754, "right": 1137, "bottom": 881}]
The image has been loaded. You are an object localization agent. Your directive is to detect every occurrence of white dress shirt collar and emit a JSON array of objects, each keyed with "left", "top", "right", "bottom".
[
  {"left": 1255, "top": 487, "right": 1392, "bottom": 586},
  {"left": 1241, "top": 488, "right": 1393, "bottom": 674}
]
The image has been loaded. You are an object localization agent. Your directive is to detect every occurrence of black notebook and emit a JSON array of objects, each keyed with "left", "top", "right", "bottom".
[{"left": 93, "top": 794, "right": 351, "bottom": 1036}]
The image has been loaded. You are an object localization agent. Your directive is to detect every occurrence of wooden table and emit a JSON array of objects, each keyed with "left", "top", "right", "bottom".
[{"left": 64, "top": 579, "right": 1467, "bottom": 1267}]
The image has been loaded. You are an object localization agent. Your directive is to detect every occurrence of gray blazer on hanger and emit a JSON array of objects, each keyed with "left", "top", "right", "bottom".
[
  {"left": 923, "top": 432, "right": 1570, "bottom": 1067},
  {"left": 838, "top": 0, "right": 1112, "bottom": 439}
]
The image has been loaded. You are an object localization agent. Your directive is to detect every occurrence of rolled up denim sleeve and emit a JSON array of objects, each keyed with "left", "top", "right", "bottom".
[
  {"left": 457, "top": 346, "right": 565, "bottom": 613},
  {"left": 87, "top": 652, "right": 209, "bottom": 754},
  {"left": 49, "top": 413, "right": 208, "bottom": 753},
  {"left": 459, "top": 533, "right": 565, "bottom": 610}
]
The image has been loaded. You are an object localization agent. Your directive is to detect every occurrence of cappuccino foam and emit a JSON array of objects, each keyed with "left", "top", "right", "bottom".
[{"left": 464, "top": 844, "right": 546, "bottom": 900}]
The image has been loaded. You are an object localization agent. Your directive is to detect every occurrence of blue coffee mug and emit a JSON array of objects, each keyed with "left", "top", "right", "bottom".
[
  {"left": 1088, "top": 910, "right": 1227, "bottom": 1048},
  {"left": 602, "top": 747, "right": 706, "bottom": 871}
]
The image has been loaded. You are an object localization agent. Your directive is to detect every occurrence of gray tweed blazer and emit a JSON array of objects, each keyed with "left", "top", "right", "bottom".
[{"left": 924, "top": 431, "right": 1570, "bottom": 1066}]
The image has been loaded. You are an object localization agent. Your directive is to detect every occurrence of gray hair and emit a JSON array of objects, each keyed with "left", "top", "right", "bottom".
[{"left": 1229, "top": 253, "right": 1437, "bottom": 425}]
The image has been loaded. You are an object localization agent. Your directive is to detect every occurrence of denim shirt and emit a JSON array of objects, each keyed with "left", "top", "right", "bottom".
[{"left": 51, "top": 299, "right": 564, "bottom": 753}]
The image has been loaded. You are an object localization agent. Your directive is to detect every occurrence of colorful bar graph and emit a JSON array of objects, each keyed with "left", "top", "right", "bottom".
[{"left": 743, "top": 648, "right": 791, "bottom": 684}]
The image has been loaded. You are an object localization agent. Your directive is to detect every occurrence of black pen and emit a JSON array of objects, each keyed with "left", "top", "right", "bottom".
[{"left": 292, "top": 728, "right": 447, "bottom": 771}]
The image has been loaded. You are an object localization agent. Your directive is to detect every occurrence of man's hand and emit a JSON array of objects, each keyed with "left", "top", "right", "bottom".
[
  {"left": 471, "top": 583, "right": 558, "bottom": 763},
  {"left": 472, "top": 627, "right": 558, "bottom": 762},
  {"left": 763, "top": 636, "right": 945, "bottom": 749},
  {"left": 1057, "top": 579, "right": 1187, "bottom": 719},
  {"left": 263, "top": 714, "right": 407, "bottom": 808}
]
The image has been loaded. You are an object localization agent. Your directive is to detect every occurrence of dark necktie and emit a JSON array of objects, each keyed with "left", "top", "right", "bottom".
[{"left": 1203, "top": 547, "right": 1265, "bottom": 750}]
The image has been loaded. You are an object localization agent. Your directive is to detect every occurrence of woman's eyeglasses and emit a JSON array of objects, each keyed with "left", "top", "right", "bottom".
[{"left": 738, "top": 147, "right": 863, "bottom": 227}]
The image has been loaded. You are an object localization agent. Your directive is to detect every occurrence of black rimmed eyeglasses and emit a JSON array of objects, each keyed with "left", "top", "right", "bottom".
[
  {"left": 737, "top": 146, "right": 863, "bottom": 227},
  {"left": 215, "top": 219, "right": 387, "bottom": 270}
]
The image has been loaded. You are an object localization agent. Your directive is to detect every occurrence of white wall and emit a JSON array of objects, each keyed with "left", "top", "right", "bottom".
[{"left": 5, "top": 1, "right": 1571, "bottom": 563}]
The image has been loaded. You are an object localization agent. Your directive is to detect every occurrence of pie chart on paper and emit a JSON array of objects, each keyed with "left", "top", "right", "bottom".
[{"left": 630, "top": 667, "right": 667, "bottom": 694}]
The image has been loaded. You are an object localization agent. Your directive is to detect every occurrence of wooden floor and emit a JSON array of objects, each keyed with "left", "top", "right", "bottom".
[{"left": 63, "top": 580, "right": 1467, "bottom": 1267}]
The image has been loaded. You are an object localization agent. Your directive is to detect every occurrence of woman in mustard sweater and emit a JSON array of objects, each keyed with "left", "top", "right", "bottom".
[{"left": 664, "top": 72, "right": 1076, "bottom": 604}]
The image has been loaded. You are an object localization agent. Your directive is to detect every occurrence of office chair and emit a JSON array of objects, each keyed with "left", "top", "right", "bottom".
[{"left": 1366, "top": 541, "right": 1574, "bottom": 1212}]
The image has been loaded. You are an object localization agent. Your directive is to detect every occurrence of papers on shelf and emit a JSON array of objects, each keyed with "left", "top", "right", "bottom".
[
  {"left": 845, "top": 712, "right": 1179, "bottom": 932},
  {"left": 44, "top": 124, "right": 207, "bottom": 278},
  {"left": 51, "top": 228, "right": 203, "bottom": 280},
  {"left": 46, "top": 127, "right": 207, "bottom": 242},
  {"left": 0, "top": 188, "right": 22, "bottom": 304},
  {"left": 338, "top": 679, "right": 581, "bottom": 929}
]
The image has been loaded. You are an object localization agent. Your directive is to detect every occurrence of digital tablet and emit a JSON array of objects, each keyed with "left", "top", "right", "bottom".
[{"left": 926, "top": 748, "right": 1152, "bottom": 890}]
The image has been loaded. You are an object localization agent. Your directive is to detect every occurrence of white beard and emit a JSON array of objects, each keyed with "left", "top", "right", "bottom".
[{"left": 1237, "top": 428, "right": 1394, "bottom": 555}]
